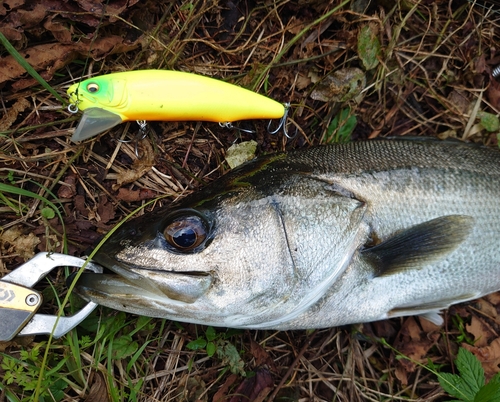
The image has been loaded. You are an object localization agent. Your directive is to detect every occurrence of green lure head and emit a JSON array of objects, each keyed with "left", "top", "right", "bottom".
[
  {"left": 67, "top": 76, "right": 121, "bottom": 110},
  {"left": 67, "top": 76, "right": 126, "bottom": 142}
]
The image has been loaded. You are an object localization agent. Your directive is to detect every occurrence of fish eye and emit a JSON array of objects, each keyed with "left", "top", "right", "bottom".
[
  {"left": 164, "top": 214, "right": 209, "bottom": 252},
  {"left": 87, "top": 83, "right": 99, "bottom": 93}
]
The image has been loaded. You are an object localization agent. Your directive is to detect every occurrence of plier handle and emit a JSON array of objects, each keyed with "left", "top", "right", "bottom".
[{"left": 0, "top": 252, "right": 102, "bottom": 341}]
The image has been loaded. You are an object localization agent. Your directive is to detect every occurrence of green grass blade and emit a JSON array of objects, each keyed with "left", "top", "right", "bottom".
[{"left": 0, "top": 31, "right": 65, "bottom": 104}]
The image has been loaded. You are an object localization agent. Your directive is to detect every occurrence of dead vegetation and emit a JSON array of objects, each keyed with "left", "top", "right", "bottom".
[{"left": 1, "top": 0, "right": 500, "bottom": 401}]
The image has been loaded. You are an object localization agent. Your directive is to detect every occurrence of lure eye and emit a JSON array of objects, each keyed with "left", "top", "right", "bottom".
[
  {"left": 164, "top": 214, "right": 209, "bottom": 252},
  {"left": 87, "top": 83, "right": 99, "bottom": 93}
]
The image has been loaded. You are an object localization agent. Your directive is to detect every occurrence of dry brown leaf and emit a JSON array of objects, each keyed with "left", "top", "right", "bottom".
[
  {"left": 74, "top": 194, "right": 88, "bottom": 216},
  {"left": 96, "top": 196, "right": 115, "bottom": 224},
  {"left": 16, "top": 3, "right": 47, "bottom": 28},
  {"left": 485, "top": 292, "right": 500, "bottom": 308},
  {"left": 447, "top": 90, "right": 471, "bottom": 115},
  {"left": 463, "top": 337, "right": 500, "bottom": 378},
  {"left": 86, "top": 35, "right": 142, "bottom": 60},
  {"left": 229, "top": 368, "right": 273, "bottom": 402},
  {"left": 310, "top": 68, "right": 366, "bottom": 102},
  {"left": 44, "top": 16, "right": 72, "bottom": 44},
  {"left": 0, "top": 0, "right": 24, "bottom": 15},
  {"left": 249, "top": 337, "right": 277, "bottom": 371},
  {"left": 57, "top": 174, "right": 77, "bottom": 199},
  {"left": 85, "top": 372, "right": 109, "bottom": 402},
  {"left": 116, "top": 188, "right": 157, "bottom": 202},
  {"left": 486, "top": 77, "right": 500, "bottom": 110},
  {"left": 0, "top": 97, "right": 30, "bottom": 131},
  {"left": 476, "top": 298, "right": 498, "bottom": 320},
  {"left": 393, "top": 317, "right": 440, "bottom": 385},
  {"left": 0, "top": 25, "right": 23, "bottom": 41},
  {"left": 113, "top": 142, "right": 155, "bottom": 189},
  {"left": 0, "top": 227, "right": 41, "bottom": 260},
  {"left": 466, "top": 315, "right": 492, "bottom": 347},
  {"left": 212, "top": 374, "right": 239, "bottom": 402},
  {"left": 177, "top": 375, "right": 207, "bottom": 402},
  {"left": 1, "top": 43, "right": 78, "bottom": 85},
  {"left": 0, "top": 36, "right": 141, "bottom": 89}
]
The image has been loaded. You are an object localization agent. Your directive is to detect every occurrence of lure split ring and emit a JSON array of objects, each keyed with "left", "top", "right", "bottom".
[{"left": 67, "top": 103, "right": 79, "bottom": 114}]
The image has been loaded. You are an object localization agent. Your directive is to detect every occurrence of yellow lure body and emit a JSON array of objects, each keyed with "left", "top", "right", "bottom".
[{"left": 67, "top": 70, "right": 285, "bottom": 141}]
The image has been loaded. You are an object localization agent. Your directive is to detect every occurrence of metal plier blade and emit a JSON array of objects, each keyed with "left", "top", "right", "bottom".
[{"left": 0, "top": 252, "right": 103, "bottom": 342}]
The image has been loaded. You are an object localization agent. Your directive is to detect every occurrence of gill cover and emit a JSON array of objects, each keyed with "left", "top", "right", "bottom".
[{"left": 67, "top": 70, "right": 285, "bottom": 142}]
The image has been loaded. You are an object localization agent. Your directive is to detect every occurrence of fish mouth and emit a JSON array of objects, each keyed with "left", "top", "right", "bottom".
[{"left": 72, "top": 261, "right": 213, "bottom": 305}]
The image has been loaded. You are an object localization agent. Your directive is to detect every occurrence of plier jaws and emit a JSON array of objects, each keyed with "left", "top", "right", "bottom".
[{"left": 0, "top": 252, "right": 103, "bottom": 342}]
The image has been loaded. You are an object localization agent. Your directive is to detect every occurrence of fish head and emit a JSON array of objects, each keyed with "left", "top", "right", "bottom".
[{"left": 74, "top": 159, "right": 367, "bottom": 328}]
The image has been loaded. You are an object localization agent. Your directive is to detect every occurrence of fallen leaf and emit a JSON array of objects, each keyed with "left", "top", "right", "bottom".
[
  {"left": 249, "top": 337, "right": 277, "bottom": 371},
  {"left": 0, "top": 0, "right": 24, "bottom": 16},
  {"left": 57, "top": 174, "right": 77, "bottom": 199},
  {"left": 466, "top": 315, "right": 492, "bottom": 347},
  {"left": 447, "top": 89, "right": 471, "bottom": 115},
  {"left": 212, "top": 374, "right": 239, "bottom": 402},
  {"left": 462, "top": 337, "right": 500, "bottom": 379},
  {"left": 0, "top": 97, "right": 30, "bottom": 131},
  {"left": 311, "top": 68, "right": 366, "bottom": 102},
  {"left": 15, "top": 3, "right": 47, "bottom": 29},
  {"left": 113, "top": 141, "right": 155, "bottom": 189},
  {"left": 229, "top": 368, "right": 273, "bottom": 402},
  {"left": 85, "top": 372, "right": 109, "bottom": 401},
  {"left": 485, "top": 292, "right": 500, "bottom": 309},
  {"left": 0, "top": 226, "right": 41, "bottom": 260},
  {"left": 44, "top": 16, "right": 72, "bottom": 44},
  {"left": 176, "top": 375, "right": 207, "bottom": 402},
  {"left": 486, "top": 77, "right": 500, "bottom": 110},
  {"left": 1, "top": 43, "right": 78, "bottom": 86},
  {"left": 1, "top": 36, "right": 142, "bottom": 89},
  {"left": 0, "top": 25, "right": 23, "bottom": 41},
  {"left": 225, "top": 140, "right": 257, "bottom": 169},
  {"left": 393, "top": 317, "right": 440, "bottom": 385},
  {"left": 74, "top": 194, "right": 88, "bottom": 216},
  {"left": 357, "top": 23, "right": 380, "bottom": 70},
  {"left": 476, "top": 298, "right": 498, "bottom": 320},
  {"left": 116, "top": 188, "right": 157, "bottom": 202},
  {"left": 96, "top": 195, "right": 115, "bottom": 224}
]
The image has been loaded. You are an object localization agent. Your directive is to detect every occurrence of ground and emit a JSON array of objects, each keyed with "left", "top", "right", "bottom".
[{"left": 1, "top": 0, "right": 500, "bottom": 401}]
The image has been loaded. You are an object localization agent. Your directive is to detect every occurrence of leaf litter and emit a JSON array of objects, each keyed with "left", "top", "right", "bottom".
[{"left": 1, "top": 0, "right": 500, "bottom": 401}]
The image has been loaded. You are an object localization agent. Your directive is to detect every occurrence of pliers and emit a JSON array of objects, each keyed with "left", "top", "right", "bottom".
[{"left": 0, "top": 252, "right": 102, "bottom": 342}]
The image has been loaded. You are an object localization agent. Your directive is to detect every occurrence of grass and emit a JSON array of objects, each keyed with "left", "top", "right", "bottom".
[{"left": 1, "top": 0, "right": 500, "bottom": 401}]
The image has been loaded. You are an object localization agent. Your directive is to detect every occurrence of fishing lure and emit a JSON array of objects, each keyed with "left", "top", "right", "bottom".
[{"left": 67, "top": 70, "right": 286, "bottom": 142}]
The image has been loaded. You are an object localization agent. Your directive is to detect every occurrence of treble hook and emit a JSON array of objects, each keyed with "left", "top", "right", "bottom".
[
  {"left": 267, "top": 103, "right": 297, "bottom": 139},
  {"left": 133, "top": 120, "right": 149, "bottom": 157},
  {"left": 116, "top": 120, "right": 150, "bottom": 158}
]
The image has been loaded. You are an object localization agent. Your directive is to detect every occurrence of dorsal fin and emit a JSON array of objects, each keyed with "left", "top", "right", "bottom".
[{"left": 363, "top": 215, "right": 474, "bottom": 277}]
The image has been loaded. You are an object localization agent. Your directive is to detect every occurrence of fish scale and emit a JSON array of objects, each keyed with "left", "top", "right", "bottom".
[{"left": 74, "top": 139, "right": 500, "bottom": 329}]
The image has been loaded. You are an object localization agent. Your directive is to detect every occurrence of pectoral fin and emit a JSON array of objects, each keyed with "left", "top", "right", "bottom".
[
  {"left": 71, "top": 107, "right": 123, "bottom": 142},
  {"left": 363, "top": 215, "right": 474, "bottom": 277}
]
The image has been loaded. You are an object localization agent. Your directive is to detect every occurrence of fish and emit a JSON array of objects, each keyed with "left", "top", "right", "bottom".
[
  {"left": 73, "top": 138, "right": 500, "bottom": 329},
  {"left": 67, "top": 70, "right": 285, "bottom": 142}
]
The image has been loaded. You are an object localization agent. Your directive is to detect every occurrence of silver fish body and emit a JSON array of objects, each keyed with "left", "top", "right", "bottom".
[{"left": 75, "top": 139, "right": 500, "bottom": 329}]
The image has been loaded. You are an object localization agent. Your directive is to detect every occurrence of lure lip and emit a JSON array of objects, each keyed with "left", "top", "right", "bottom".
[{"left": 71, "top": 108, "right": 123, "bottom": 142}]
